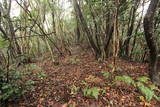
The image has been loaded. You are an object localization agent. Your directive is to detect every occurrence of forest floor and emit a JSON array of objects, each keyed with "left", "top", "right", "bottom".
[{"left": 10, "top": 46, "right": 160, "bottom": 107}]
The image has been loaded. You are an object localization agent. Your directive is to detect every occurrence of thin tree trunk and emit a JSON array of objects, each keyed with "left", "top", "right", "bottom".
[
  {"left": 123, "top": 0, "right": 139, "bottom": 57},
  {"left": 130, "top": 0, "right": 145, "bottom": 58},
  {"left": 112, "top": 0, "right": 120, "bottom": 72},
  {"left": 73, "top": 0, "right": 100, "bottom": 59}
]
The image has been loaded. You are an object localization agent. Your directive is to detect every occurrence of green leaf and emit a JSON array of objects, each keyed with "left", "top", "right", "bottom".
[
  {"left": 137, "top": 76, "right": 150, "bottom": 83},
  {"left": 102, "top": 71, "right": 110, "bottom": 79},
  {"left": 149, "top": 84, "right": 160, "bottom": 91},
  {"left": 2, "top": 84, "right": 12, "bottom": 90},
  {"left": 70, "top": 85, "right": 80, "bottom": 94},
  {"left": 136, "top": 82, "right": 155, "bottom": 101},
  {"left": 115, "top": 76, "right": 135, "bottom": 85},
  {"left": 107, "top": 64, "right": 113, "bottom": 69},
  {"left": 81, "top": 80, "right": 88, "bottom": 86},
  {"left": 0, "top": 37, "right": 9, "bottom": 49},
  {"left": 101, "top": 89, "right": 106, "bottom": 95},
  {"left": 82, "top": 87, "right": 99, "bottom": 99},
  {"left": 37, "top": 71, "right": 46, "bottom": 79},
  {"left": 86, "top": 89, "right": 92, "bottom": 96},
  {"left": 25, "top": 80, "right": 35, "bottom": 85},
  {"left": 91, "top": 87, "right": 99, "bottom": 99},
  {"left": 82, "top": 88, "right": 88, "bottom": 96}
]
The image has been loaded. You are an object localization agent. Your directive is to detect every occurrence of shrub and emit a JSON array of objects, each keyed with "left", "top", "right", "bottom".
[{"left": 0, "top": 65, "right": 34, "bottom": 106}]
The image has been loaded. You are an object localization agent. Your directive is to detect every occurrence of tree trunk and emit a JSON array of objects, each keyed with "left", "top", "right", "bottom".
[
  {"left": 143, "top": 0, "right": 160, "bottom": 84},
  {"left": 123, "top": 0, "right": 139, "bottom": 57},
  {"left": 73, "top": 0, "right": 100, "bottom": 59}
]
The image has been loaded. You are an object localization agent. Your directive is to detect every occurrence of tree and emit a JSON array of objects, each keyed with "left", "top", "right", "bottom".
[
  {"left": 122, "top": 0, "right": 140, "bottom": 57},
  {"left": 73, "top": 0, "right": 101, "bottom": 59},
  {"left": 143, "top": 0, "right": 160, "bottom": 83}
]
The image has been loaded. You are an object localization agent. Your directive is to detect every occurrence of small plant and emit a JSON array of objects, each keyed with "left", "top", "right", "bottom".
[
  {"left": 0, "top": 83, "right": 23, "bottom": 101},
  {"left": 107, "top": 64, "right": 113, "bottom": 69},
  {"left": 82, "top": 87, "right": 99, "bottom": 99},
  {"left": 81, "top": 80, "right": 88, "bottom": 86},
  {"left": 149, "top": 84, "right": 160, "bottom": 91},
  {"left": 114, "top": 75, "right": 160, "bottom": 101},
  {"left": 37, "top": 71, "right": 46, "bottom": 79},
  {"left": 101, "top": 71, "right": 110, "bottom": 79},
  {"left": 115, "top": 75, "right": 135, "bottom": 85},
  {"left": 69, "top": 85, "right": 80, "bottom": 95},
  {"left": 100, "top": 88, "right": 106, "bottom": 95},
  {"left": 25, "top": 80, "right": 35, "bottom": 87},
  {"left": 136, "top": 82, "right": 160, "bottom": 101},
  {"left": 137, "top": 76, "right": 150, "bottom": 84},
  {"left": 0, "top": 67, "right": 35, "bottom": 106}
]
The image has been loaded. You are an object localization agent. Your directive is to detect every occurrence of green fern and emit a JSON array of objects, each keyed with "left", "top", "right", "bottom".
[
  {"left": 82, "top": 87, "right": 99, "bottom": 99},
  {"left": 102, "top": 71, "right": 110, "bottom": 79},
  {"left": 136, "top": 82, "right": 159, "bottom": 101},
  {"left": 91, "top": 87, "right": 99, "bottom": 99},
  {"left": 82, "top": 88, "right": 91, "bottom": 96},
  {"left": 149, "top": 84, "right": 160, "bottom": 91},
  {"left": 115, "top": 76, "right": 135, "bottom": 85},
  {"left": 81, "top": 80, "right": 88, "bottom": 86},
  {"left": 137, "top": 76, "right": 150, "bottom": 83},
  {"left": 37, "top": 71, "right": 46, "bottom": 79}
]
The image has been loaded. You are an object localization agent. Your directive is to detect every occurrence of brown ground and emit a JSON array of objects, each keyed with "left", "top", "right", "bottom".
[{"left": 9, "top": 47, "right": 160, "bottom": 107}]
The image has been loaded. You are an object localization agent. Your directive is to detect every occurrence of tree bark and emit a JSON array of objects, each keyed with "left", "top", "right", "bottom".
[
  {"left": 73, "top": 0, "right": 100, "bottom": 59},
  {"left": 123, "top": 0, "right": 140, "bottom": 57},
  {"left": 143, "top": 0, "right": 160, "bottom": 83}
]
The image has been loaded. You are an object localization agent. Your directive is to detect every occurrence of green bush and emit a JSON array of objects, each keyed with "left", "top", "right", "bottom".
[{"left": 0, "top": 65, "right": 34, "bottom": 106}]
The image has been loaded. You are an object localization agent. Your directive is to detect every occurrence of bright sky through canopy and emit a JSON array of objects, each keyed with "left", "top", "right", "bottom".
[
  {"left": 10, "top": 0, "right": 72, "bottom": 18},
  {"left": 2, "top": 0, "right": 149, "bottom": 18}
]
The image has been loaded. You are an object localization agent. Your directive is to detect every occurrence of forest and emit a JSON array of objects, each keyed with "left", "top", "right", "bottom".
[{"left": 0, "top": 0, "right": 160, "bottom": 106}]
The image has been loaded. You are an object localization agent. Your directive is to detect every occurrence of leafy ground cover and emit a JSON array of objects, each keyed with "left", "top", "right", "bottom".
[{"left": 9, "top": 48, "right": 160, "bottom": 107}]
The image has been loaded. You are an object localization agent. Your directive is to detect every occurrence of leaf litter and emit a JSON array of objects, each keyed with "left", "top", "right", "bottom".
[{"left": 10, "top": 48, "right": 160, "bottom": 107}]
